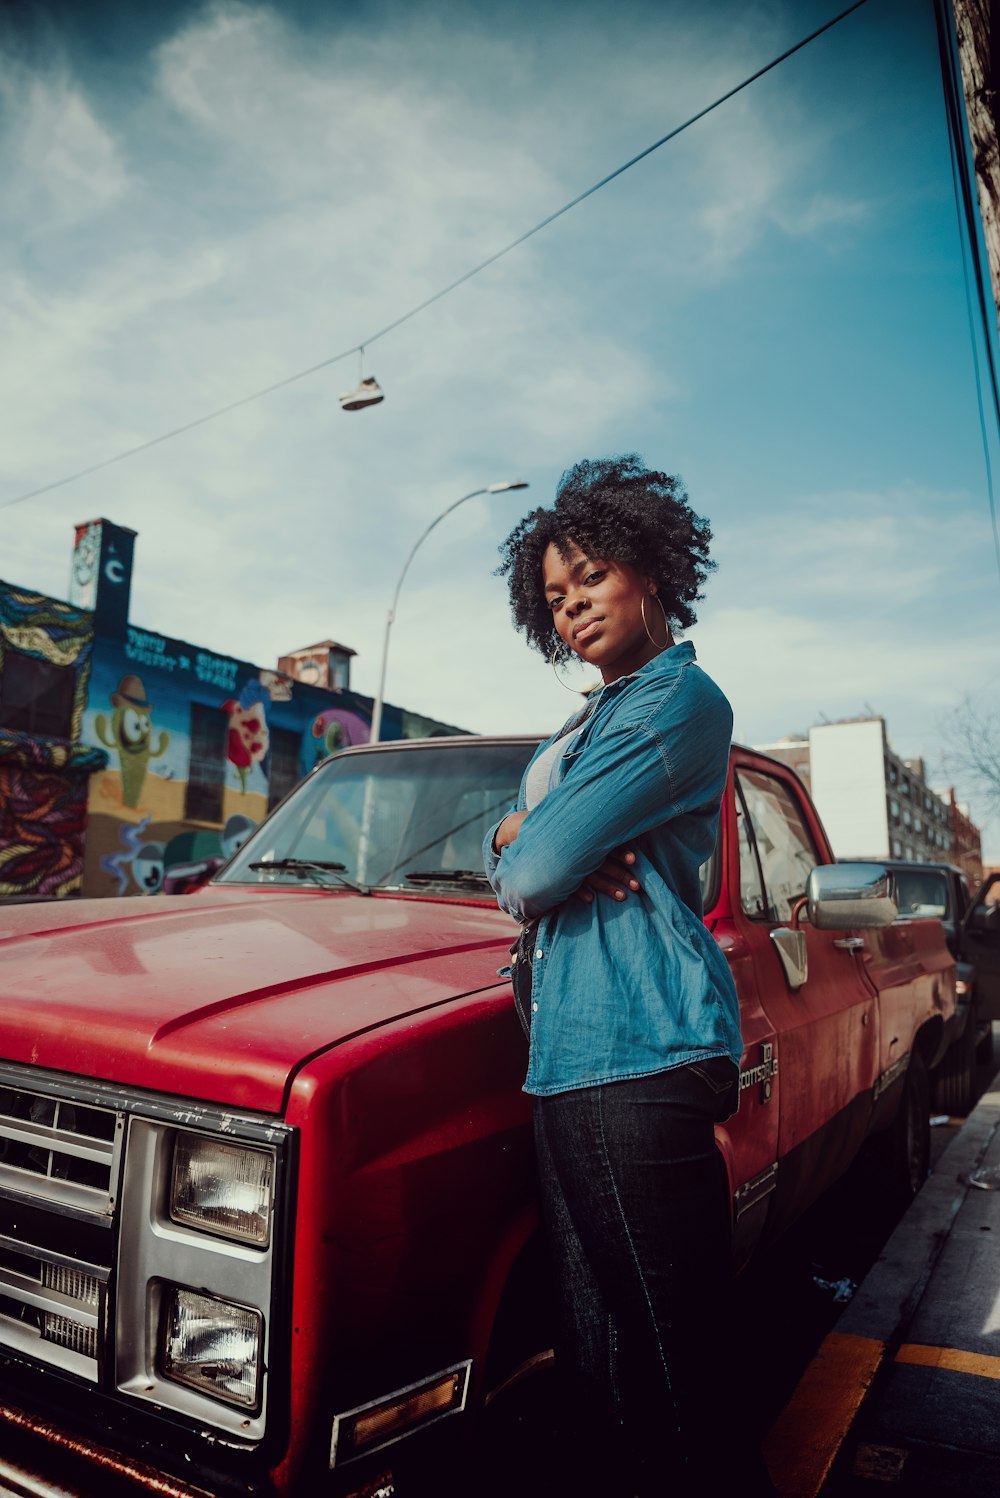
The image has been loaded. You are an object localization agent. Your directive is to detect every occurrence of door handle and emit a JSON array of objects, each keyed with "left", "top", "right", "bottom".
[{"left": 833, "top": 936, "right": 866, "bottom": 952}]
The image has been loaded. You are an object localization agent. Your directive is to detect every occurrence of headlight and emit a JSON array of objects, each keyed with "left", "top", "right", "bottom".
[
  {"left": 162, "top": 1287, "right": 263, "bottom": 1410},
  {"left": 170, "top": 1133, "right": 274, "bottom": 1246}
]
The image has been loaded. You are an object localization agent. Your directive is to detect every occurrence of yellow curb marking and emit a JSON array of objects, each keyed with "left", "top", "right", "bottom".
[
  {"left": 763, "top": 1331, "right": 885, "bottom": 1498},
  {"left": 896, "top": 1343, "right": 1000, "bottom": 1381}
]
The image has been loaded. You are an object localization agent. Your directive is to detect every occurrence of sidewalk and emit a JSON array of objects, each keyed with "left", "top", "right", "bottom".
[{"left": 763, "top": 1080, "right": 1000, "bottom": 1498}]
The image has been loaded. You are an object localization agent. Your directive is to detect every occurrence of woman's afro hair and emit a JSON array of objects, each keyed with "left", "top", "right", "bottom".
[{"left": 495, "top": 454, "right": 716, "bottom": 663}]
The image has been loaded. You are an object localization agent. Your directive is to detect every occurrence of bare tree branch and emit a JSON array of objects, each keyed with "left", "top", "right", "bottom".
[{"left": 942, "top": 693, "right": 1000, "bottom": 816}]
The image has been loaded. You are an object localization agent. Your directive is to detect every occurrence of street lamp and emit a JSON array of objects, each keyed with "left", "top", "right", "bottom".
[{"left": 369, "top": 480, "right": 529, "bottom": 743}]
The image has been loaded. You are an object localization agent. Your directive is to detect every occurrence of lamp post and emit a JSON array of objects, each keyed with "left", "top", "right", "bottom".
[{"left": 369, "top": 480, "right": 529, "bottom": 743}]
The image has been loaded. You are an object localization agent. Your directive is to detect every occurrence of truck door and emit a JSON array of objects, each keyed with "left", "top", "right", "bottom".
[
  {"left": 732, "top": 762, "right": 877, "bottom": 1232},
  {"left": 963, "top": 873, "right": 1000, "bottom": 1020}
]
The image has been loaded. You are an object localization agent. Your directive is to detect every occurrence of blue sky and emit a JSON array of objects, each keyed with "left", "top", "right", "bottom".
[{"left": 2, "top": 0, "right": 999, "bottom": 856}]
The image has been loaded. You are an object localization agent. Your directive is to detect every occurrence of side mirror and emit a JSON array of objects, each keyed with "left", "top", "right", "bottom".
[
  {"left": 969, "top": 902, "right": 1000, "bottom": 933},
  {"left": 807, "top": 863, "right": 897, "bottom": 931}
]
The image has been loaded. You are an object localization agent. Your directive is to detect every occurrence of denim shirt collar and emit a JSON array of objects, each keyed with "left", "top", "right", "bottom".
[{"left": 556, "top": 639, "right": 696, "bottom": 738}]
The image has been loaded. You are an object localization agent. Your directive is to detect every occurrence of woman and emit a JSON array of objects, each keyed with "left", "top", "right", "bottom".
[{"left": 484, "top": 456, "right": 767, "bottom": 1497}]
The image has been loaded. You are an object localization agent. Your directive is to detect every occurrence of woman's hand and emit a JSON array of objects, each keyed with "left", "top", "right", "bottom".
[
  {"left": 574, "top": 845, "right": 641, "bottom": 904},
  {"left": 494, "top": 815, "right": 639, "bottom": 906},
  {"left": 493, "top": 811, "right": 528, "bottom": 853}
]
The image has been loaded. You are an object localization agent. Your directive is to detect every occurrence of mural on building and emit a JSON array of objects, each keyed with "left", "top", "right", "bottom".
[
  {"left": 0, "top": 588, "right": 106, "bottom": 898},
  {"left": 0, "top": 750, "right": 103, "bottom": 899},
  {"left": 70, "top": 522, "right": 102, "bottom": 610},
  {"left": 312, "top": 706, "right": 371, "bottom": 759},
  {"left": 0, "top": 587, "right": 93, "bottom": 740},
  {"left": 94, "top": 675, "right": 170, "bottom": 807},
  {"left": 2, "top": 528, "right": 468, "bottom": 902},
  {"left": 99, "top": 813, "right": 259, "bottom": 895},
  {"left": 81, "top": 631, "right": 292, "bottom": 897},
  {"left": 100, "top": 814, "right": 161, "bottom": 896},
  {"left": 224, "top": 679, "right": 270, "bottom": 792}
]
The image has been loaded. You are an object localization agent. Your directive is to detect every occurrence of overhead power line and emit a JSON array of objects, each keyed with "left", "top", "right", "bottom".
[{"left": 1, "top": 0, "right": 869, "bottom": 513}]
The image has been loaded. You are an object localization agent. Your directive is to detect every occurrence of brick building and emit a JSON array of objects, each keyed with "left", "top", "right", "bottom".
[{"left": 755, "top": 716, "right": 983, "bottom": 884}]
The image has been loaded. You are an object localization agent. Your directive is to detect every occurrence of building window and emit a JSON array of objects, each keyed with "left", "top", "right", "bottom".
[
  {"left": 901, "top": 778, "right": 909, "bottom": 797},
  {"left": 903, "top": 808, "right": 911, "bottom": 828},
  {"left": 914, "top": 816, "right": 922, "bottom": 834},
  {"left": 890, "top": 798, "right": 899, "bottom": 820},
  {"left": 267, "top": 727, "right": 302, "bottom": 811},
  {"left": 0, "top": 646, "right": 75, "bottom": 739},
  {"left": 892, "top": 838, "right": 902, "bottom": 857},
  {"left": 185, "top": 704, "right": 227, "bottom": 823},
  {"left": 887, "top": 763, "right": 898, "bottom": 785}
]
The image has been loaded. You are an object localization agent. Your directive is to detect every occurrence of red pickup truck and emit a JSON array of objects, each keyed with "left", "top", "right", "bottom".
[{"left": 0, "top": 737, "right": 955, "bottom": 1498}]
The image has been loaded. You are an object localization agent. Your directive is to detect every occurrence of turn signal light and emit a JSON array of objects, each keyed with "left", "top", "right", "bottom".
[{"left": 331, "top": 1362, "right": 470, "bottom": 1465}]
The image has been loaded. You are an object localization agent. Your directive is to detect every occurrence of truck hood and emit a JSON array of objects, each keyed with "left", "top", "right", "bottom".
[{"left": 0, "top": 888, "right": 515, "bottom": 1112}]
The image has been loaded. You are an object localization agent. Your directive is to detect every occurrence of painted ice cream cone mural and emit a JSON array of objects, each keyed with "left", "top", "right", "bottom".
[
  {"left": 94, "top": 676, "right": 169, "bottom": 808},
  {"left": 223, "top": 683, "right": 270, "bottom": 794}
]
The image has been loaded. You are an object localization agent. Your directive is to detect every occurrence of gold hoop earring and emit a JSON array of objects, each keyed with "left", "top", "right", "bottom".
[
  {"left": 551, "top": 652, "right": 584, "bottom": 692},
  {"left": 640, "top": 592, "right": 669, "bottom": 649}
]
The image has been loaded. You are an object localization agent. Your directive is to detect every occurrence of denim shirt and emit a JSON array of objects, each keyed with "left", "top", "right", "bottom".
[{"left": 483, "top": 641, "right": 743, "bottom": 1096}]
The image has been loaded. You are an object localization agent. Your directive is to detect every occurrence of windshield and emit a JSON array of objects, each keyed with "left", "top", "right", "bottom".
[
  {"left": 893, "top": 868, "right": 949, "bottom": 919},
  {"left": 218, "top": 736, "right": 719, "bottom": 904},
  {"left": 219, "top": 741, "right": 534, "bottom": 893}
]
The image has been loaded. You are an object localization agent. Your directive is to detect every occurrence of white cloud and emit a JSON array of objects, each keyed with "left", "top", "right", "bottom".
[
  {"left": 774, "top": 192, "right": 868, "bottom": 236},
  {"left": 0, "top": 62, "right": 128, "bottom": 232},
  {"left": 713, "top": 488, "right": 985, "bottom": 613}
]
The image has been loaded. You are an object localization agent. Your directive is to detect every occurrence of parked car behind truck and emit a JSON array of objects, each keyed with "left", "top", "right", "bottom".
[
  {"left": 0, "top": 738, "right": 955, "bottom": 1498},
  {"left": 855, "top": 859, "right": 1000, "bottom": 1115}
]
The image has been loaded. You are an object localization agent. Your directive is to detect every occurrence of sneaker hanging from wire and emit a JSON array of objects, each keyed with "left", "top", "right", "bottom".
[
  {"left": 340, "top": 347, "right": 385, "bottom": 411},
  {"left": 339, "top": 375, "right": 385, "bottom": 411}
]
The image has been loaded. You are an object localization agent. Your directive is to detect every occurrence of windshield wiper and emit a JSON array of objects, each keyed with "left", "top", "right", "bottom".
[
  {"left": 250, "top": 858, "right": 347, "bottom": 871},
  {"left": 404, "top": 868, "right": 492, "bottom": 887},
  {"left": 377, "top": 796, "right": 515, "bottom": 884},
  {"left": 248, "top": 858, "right": 371, "bottom": 895}
]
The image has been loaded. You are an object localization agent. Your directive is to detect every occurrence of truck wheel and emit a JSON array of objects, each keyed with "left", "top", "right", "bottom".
[
  {"left": 975, "top": 1023, "right": 995, "bottom": 1067},
  {"left": 930, "top": 1015, "right": 975, "bottom": 1117},
  {"left": 873, "top": 1051, "right": 930, "bottom": 1202}
]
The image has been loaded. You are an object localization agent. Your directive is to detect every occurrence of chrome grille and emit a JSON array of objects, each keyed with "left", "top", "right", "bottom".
[
  {"left": 0, "top": 1233, "right": 107, "bottom": 1381},
  {"left": 0, "top": 1061, "right": 289, "bottom": 1436},
  {"left": 0, "top": 1082, "right": 123, "bottom": 1217}
]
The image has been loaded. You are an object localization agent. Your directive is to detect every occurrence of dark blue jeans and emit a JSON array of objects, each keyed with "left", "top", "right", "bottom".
[{"left": 533, "top": 1059, "right": 743, "bottom": 1498}]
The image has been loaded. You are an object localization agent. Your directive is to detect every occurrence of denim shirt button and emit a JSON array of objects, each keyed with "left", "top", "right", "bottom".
[
  {"left": 535, "top": 948, "right": 544, "bottom": 960},
  {"left": 532, "top": 1002, "right": 539, "bottom": 1012}
]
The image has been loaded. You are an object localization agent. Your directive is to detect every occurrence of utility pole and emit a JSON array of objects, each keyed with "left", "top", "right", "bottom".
[{"left": 951, "top": 1, "right": 1000, "bottom": 328}]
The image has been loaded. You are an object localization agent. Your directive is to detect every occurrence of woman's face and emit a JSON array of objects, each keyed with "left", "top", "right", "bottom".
[{"left": 542, "top": 539, "right": 666, "bottom": 684}]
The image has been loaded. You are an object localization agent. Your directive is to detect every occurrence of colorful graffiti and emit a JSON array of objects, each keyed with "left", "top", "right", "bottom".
[
  {"left": 99, "top": 814, "right": 159, "bottom": 896},
  {"left": 99, "top": 812, "right": 259, "bottom": 895},
  {"left": 311, "top": 707, "right": 371, "bottom": 760},
  {"left": 223, "top": 680, "right": 270, "bottom": 793},
  {"left": 0, "top": 587, "right": 105, "bottom": 899},
  {"left": 94, "top": 675, "right": 170, "bottom": 808},
  {"left": 3, "top": 535, "right": 468, "bottom": 903},
  {"left": 0, "top": 587, "right": 95, "bottom": 743},
  {"left": 0, "top": 761, "right": 90, "bottom": 898}
]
